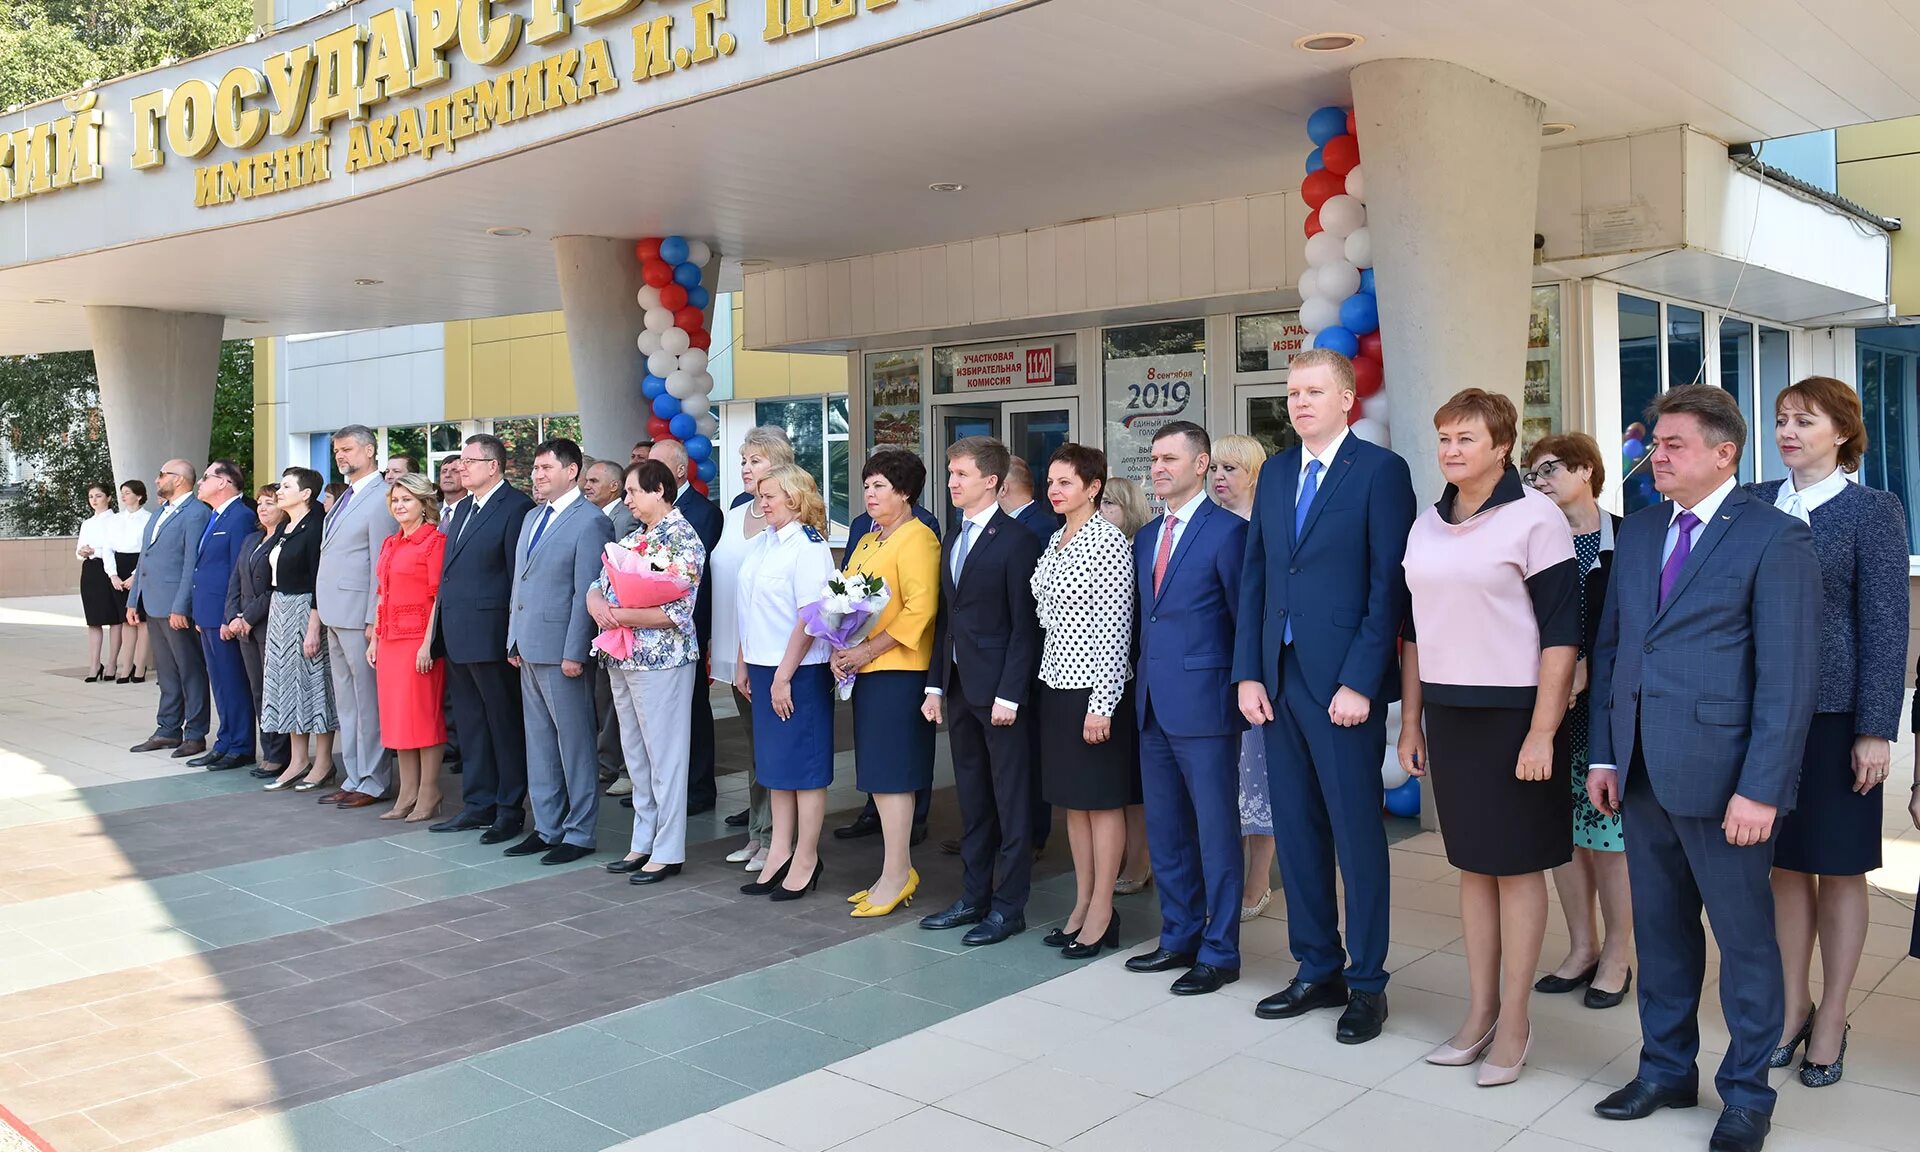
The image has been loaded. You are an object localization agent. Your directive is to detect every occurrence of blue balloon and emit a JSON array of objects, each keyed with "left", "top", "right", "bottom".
[
  {"left": 1384, "top": 779, "right": 1421, "bottom": 819},
  {"left": 1305, "top": 147, "right": 1324, "bottom": 174},
  {"left": 658, "top": 235, "right": 690, "bottom": 265},
  {"left": 1308, "top": 105, "right": 1349, "bottom": 146},
  {"left": 669, "top": 412, "right": 697, "bottom": 439},
  {"left": 1313, "top": 326, "right": 1359, "bottom": 358},
  {"left": 684, "top": 434, "right": 713, "bottom": 463},
  {"left": 641, "top": 374, "right": 667, "bottom": 400},
  {"left": 686, "top": 285, "right": 711, "bottom": 310},
  {"left": 1339, "top": 292, "right": 1379, "bottom": 336},
  {"left": 696, "top": 458, "right": 719, "bottom": 483},
  {"left": 1622, "top": 437, "right": 1646, "bottom": 460},
  {"left": 1359, "top": 267, "right": 1375, "bottom": 295},
  {"left": 673, "top": 262, "right": 702, "bottom": 288},
  {"left": 651, "top": 392, "right": 680, "bottom": 419}
]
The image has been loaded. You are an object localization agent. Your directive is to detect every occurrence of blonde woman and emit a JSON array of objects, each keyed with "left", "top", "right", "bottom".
[
  {"left": 1099, "top": 475, "right": 1156, "bottom": 897},
  {"left": 368, "top": 474, "right": 447, "bottom": 821},
  {"left": 1211, "top": 434, "right": 1277, "bottom": 920}
]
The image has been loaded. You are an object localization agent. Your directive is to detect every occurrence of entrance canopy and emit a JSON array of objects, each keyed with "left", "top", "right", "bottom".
[{"left": 1, "top": 0, "right": 1915, "bottom": 354}]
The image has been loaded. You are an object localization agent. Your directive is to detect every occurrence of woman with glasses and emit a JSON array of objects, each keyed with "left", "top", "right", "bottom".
[{"left": 1521, "top": 434, "right": 1633, "bottom": 1011}]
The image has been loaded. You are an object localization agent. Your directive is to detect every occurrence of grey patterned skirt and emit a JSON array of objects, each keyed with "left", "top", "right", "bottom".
[{"left": 261, "top": 591, "right": 337, "bottom": 734}]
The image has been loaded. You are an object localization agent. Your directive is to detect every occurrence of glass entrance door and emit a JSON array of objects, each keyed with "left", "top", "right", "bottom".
[{"left": 934, "top": 400, "right": 1075, "bottom": 527}]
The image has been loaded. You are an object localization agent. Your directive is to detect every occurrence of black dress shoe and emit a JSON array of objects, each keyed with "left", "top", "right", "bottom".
[
  {"left": 629, "top": 862, "right": 682, "bottom": 885},
  {"left": 962, "top": 911, "right": 1025, "bottom": 946},
  {"left": 502, "top": 833, "right": 553, "bottom": 857},
  {"left": 1584, "top": 969, "right": 1632, "bottom": 1010},
  {"left": 430, "top": 815, "right": 491, "bottom": 833},
  {"left": 1709, "top": 1106, "right": 1770, "bottom": 1152},
  {"left": 725, "top": 807, "right": 749, "bottom": 827},
  {"left": 540, "top": 844, "right": 594, "bottom": 865},
  {"left": 186, "top": 750, "right": 222, "bottom": 767},
  {"left": 212, "top": 755, "right": 255, "bottom": 771},
  {"left": 620, "top": 797, "right": 634, "bottom": 809},
  {"left": 1171, "top": 963, "right": 1239, "bottom": 996},
  {"left": 687, "top": 797, "right": 715, "bottom": 816},
  {"left": 919, "top": 899, "right": 985, "bottom": 931},
  {"left": 833, "top": 813, "right": 882, "bottom": 840},
  {"left": 605, "top": 855, "right": 651, "bottom": 874},
  {"left": 1534, "top": 962, "right": 1599, "bottom": 994},
  {"left": 1125, "top": 947, "right": 1199, "bottom": 974},
  {"left": 249, "top": 765, "right": 278, "bottom": 779},
  {"left": 479, "top": 824, "right": 525, "bottom": 845},
  {"left": 1594, "top": 1078, "right": 1699, "bottom": 1121},
  {"left": 1255, "top": 976, "right": 1351, "bottom": 1020},
  {"left": 1042, "top": 926, "right": 1077, "bottom": 948},
  {"left": 1060, "top": 914, "right": 1121, "bottom": 960},
  {"left": 1336, "top": 990, "right": 1388, "bottom": 1044}
]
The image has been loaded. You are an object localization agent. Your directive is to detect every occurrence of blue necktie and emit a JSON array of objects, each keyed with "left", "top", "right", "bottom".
[
  {"left": 528, "top": 505, "right": 554, "bottom": 553},
  {"left": 197, "top": 510, "right": 218, "bottom": 557},
  {"left": 951, "top": 520, "right": 975, "bottom": 583},
  {"left": 1285, "top": 460, "right": 1323, "bottom": 645}
]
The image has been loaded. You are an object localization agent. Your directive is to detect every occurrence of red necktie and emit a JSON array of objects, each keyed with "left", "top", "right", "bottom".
[{"left": 1152, "top": 514, "right": 1179, "bottom": 596}]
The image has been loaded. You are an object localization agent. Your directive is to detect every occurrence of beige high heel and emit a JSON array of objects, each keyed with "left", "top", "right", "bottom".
[
  {"left": 1476, "top": 1027, "right": 1532, "bottom": 1087},
  {"left": 1425, "top": 1024, "right": 1497, "bottom": 1066}
]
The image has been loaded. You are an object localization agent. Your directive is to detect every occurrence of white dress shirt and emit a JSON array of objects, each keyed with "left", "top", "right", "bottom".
[
  {"left": 1154, "top": 488, "right": 1211, "bottom": 557},
  {"left": 1773, "top": 467, "right": 1850, "bottom": 524},
  {"left": 1661, "top": 474, "right": 1737, "bottom": 564},
  {"left": 110, "top": 507, "right": 153, "bottom": 554},
  {"left": 76, "top": 510, "right": 117, "bottom": 561},
  {"left": 456, "top": 479, "right": 504, "bottom": 538},
  {"left": 1299, "top": 427, "right": 1350, "bottom": 492},
  {"left": 929, "top": 504, "right": 1023, "bottom": 711},
  {"left": 735, "top": 519, "right": 833, "bottom": 667}
]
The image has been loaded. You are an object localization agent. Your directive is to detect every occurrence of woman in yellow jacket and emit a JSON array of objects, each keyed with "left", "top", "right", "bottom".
[{"left": 831, "top": 450, "right": 941, "bottom": 917}]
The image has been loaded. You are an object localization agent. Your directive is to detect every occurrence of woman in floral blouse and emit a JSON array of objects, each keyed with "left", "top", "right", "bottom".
[{"left": 587, "top": 459, "right": 707, "bottom": 887}]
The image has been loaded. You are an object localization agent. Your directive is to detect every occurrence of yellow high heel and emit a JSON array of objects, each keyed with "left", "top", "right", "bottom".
[
  {"left": 847, "top": 890, "right": 869, "bottom": 905},
  {"left": 850, "top": 869, "right": 919, "bottom": 918}
]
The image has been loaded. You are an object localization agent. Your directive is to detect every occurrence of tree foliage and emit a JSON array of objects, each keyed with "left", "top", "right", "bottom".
[{"left": 0, "top": 0, "right": 255, "bottom": 107}]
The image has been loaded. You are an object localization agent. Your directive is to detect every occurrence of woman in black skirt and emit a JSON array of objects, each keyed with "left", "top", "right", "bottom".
[
  {"left": 1749, "top": 376, "right": 1909, "bottom": 1087},
  {"left": 109, "top": 479, "right": 152, "bottom": 682},
  {"left": 1031, "top": 443, "right": 1138, "bottom": 960},
  {"left": 75, "top": 483, "right": 126, "bottom": 681},
  {"left": 1399, "top": 390, "right": 1579, "bottom": 1086}
]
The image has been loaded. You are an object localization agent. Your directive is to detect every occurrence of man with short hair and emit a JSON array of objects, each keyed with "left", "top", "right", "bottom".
[
  {"left": 998, "top": 456, "right": 1061, "bottom": 542},
  {"left": 582, "top": 459, "right": 634, "bottom": 538},
  {"left": 649, "top": 439, "right": 724, "bottom": 814},
  {"left": 630, "top": 440, "right": 654, "bottom": 467},
  {"left": 504, "top": 438, "right": 616, "bottom": 864},
  {"left": 436, "top": 455, "right": 466, "bottom": 532},
  {"left": 1127, "top": 420, "right": 1248, "bottom": 996},
  {"left": 316, "top": 424, "right": 397, "bottom": 808},
  {"left": 919, "top": 436, "right": 1043, "bottom": 946},
  {"left": 581, "top": 458, "right": 634, "bottom": 792},
  {"left": 1587, "top": 385, "right": 1822, "bottom": 1152},
  {"left": 433, "top": 435, "right": 536, "bottom": 841},
  {"left": 188, "top": 460, "right": 259, "bottom": 770},
  {"left": 127, "top": 459, "right": 213, "bottom": 757},
  {"left": 385, "top": 455, "right": 418, "bottom": 482}
]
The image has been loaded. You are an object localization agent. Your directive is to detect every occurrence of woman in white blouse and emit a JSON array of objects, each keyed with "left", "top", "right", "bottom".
[
  {"left": 110, "top": 479, "right": 154, "bottom": 683},
  {"left": 1031, "top": 444, "right": 1138, "bottom": 959},
  {"left": 733, "top": 464, "right": 837, "bottom": 901},
  {"left": 76, "top": 483, "right": 126, "bottom": 682}
]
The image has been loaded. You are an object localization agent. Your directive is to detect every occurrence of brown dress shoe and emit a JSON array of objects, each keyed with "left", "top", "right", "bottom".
[
  {"left": 336, "top": 793, "right": 379, "bottom": 809},
  {"left": 171, "top": 739, "right": 208, "bottom": 759},
  {"left": 130, "top": 737, "right": 182, "bottom": 753},
  {"left": 318, "top": 789, "right": 351, "bottom": 804}
]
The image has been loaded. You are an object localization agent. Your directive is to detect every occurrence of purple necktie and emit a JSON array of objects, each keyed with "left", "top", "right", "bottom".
[
  {"left": 325, "top": 483, "right": 354, "bottom": 539},
  {"left": 1659, "top": 510, "right": 1700, "bottom": 607}
]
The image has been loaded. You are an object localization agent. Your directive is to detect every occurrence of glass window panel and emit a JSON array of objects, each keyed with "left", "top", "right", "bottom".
[
  {"left": 1667, "top": 305, "right": 1705, "bottom": 390},
  {"left": 1236, "top": 312, "right": 1307, "bottom": 374},
  {"left": 826, "top": 439, "right": 851, "bottom": 530},
  {"left": 1718, "top": 318, "right": 1754, "bottom": 482},
  {"left": 428, "top": 423, "right": 466, "bottom": 455},
  {"left": 385, "top": 425, "right": 428, "bottom": 474},
  {"left": 1757, "top": 326, "right": 1792, "bottom": 482},
  {"left": 865, "top": 349, "right": 924, "bottom": 453},
  {"left": 1861, "top": 349, "right": 1885, "bottom": 489},
  {"left": 1883, "top": 354, "right": 1909, "bottom": 545},
  {"left": 542, "top": 415, "right": 582, "bottom": 445},
  {"left": 1522, "top": 286, "right": 1565, "bottom": 456},
  {"left": 1246, "top": 395, "right": 1297, "bottom": 458},
  {"left": 1103, "top": 320, "right": 1206, "bottom": 495},
  {"left": 827, "top": 395, "right": 850, "bottom": 436},
  {"left": 493, "top": 418, "right": 538, "bottom": 493},
  {"left": 755, "top": 399, "right": 827, "bottom": 509},
  {"left": 1617, "top": 295, "right": 1661, "bottom": 513},
  {"left": 933, "top": 334, "right": 1076, "bottom": 394}
]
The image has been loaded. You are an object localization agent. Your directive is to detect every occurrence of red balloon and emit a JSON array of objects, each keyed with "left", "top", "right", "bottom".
[
  {"left": 1305, "top": 209, "right": 1323, "bottom": 238},
  {"left": 1301, "top": 167, "right": 1345, "bottom": 210},
  {"left": 658, "top": 283, "right": 689, "bottom": 311},
  {"left": 636, "top": 237, "right": 663, "bottom": 262},
  {"left": 690, "top": 477, "right": 710, "bottom": 497},
  {"left": 1346, "top": 109, "right": 1356, "bottom": 136},
  {"left": 1321, "top": 134, "right": 1360, "bottom": 176},
  {"left": 673, "top": 305, "right": 705, "bottom": 332},
  {"left": 1353, "top": 354, "right": 1384, "bottom": 398},
  {"left": 688, "top": 328, "right": 711, "bottom": 351},
  {"left": 647, "top": 415, "right": 673, "bottom": 439},
  {"left": 1358, "top": 330, "right": 1383, "bottom": 361},
  {"left": 1347, "top": 404, "right": 1365, "bottom": 426},
  {"left": 642, "top": 259, "right": 674, "bottom": 288}
]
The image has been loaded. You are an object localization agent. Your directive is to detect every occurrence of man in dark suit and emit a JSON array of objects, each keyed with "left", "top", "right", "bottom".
[
  {"left": 127, "top": 459, "right": 213, "bottom": 757},
  {"left": 998, "top": 455, "right": 1059, "bottom": 854},
  {"left": 581, "top": 460, "right": 633, "bottom": 792},
  {"left": 1127, "top": 421, "right": 1248, "bottom": 997},
  {"left": 186, "top": 460, "right": 258, "bottom": 771},
  {"left": 651, "top": 440, "right": 725, "bottom": 815},
  {"left": 1587, "top": 385, "right": 1821, "bottom": 1152},
  {"left": 431, "top": 434, "right": 537, "bottom": 843},
  {"left": 919, "top": 437, "right": 1043, "bottom": 947},
  {"left": 435, "top": 454, "right": 467, "bottom": 775},
  {"left": 226, "top": 488, "right": 290, "bottom": 777},
  {"left": 1232, "top": 350, "right": 1415, "bottom": 1042}
]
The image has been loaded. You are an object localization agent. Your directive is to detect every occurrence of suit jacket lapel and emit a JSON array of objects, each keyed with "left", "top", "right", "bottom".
[
  {"left": 1275, "top": 448, "right": 1302, "bottom": 553},
  {"left": 446, "top": 490, "right": 500, "bottom": 566},
  {"left": 1297, "top": 439, "right": 1358, "bottom": 546},
  {"left": 529, "top": 498, "right": 583, "bottom": 560},
  {"left": 1153, "top": 499, "right": 1211, "bottom": 607},
  {"left": 1650, "top": 488, "right": 1747, "bottom": 628},
  {"left": 955, "top": 511, "right": 1006, "bottom": 596}
]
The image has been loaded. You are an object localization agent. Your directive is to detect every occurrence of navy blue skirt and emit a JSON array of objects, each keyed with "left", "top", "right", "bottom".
[
  {"left": 749, "top": 662, "right": 835, "bottom": 790},
  {"left": 1774, "top": 713, "right": 1879, "bottom": 876},
  {"left": 852, "top": 669, "right": 935, "bottom": 794}
]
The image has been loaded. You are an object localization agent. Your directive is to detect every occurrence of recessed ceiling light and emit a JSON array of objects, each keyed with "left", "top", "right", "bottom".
[
  {"left": 928, "top": 182, "right": 965, "bottom": 193},
  {"left": 239, "top": 317, "right": 267, "bottom": 324},
  {"left": 33, "top": 298, "right": 64, "bottom": 305},
  {"left": 485, "top": 225, "right": 529, "bottom": 238},
  {"left": 1294, "top": 32, "right": 1364, "bottom": 52},
  {"left": 353, "top": 278, "right": 383, "bottom": 286},
  {"left": 1541, "top": 122, "right": 1575, "bottom": 137}
]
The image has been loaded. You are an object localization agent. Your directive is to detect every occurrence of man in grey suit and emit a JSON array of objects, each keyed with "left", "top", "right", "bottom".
[
  {"left": 581, "top": 460, "right": 634, "bottom": 794},
  {"left": 127, "top": 459, "right": 213, "bottom": 757},
  {"left": 316, "top": 425, "right": 398, "bottom": 809},
  {"left": 1587, "top": 386, "right": 1822, "bottom": 1152},
  {"left": 503, "top": 438, "right": 616, "bottom": 865}
]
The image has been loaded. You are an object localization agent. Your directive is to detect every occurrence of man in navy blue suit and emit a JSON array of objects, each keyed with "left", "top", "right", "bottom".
[
  {"left": 187, "top": 460, "right": 258, "bottom": 770},
  {"left": 1232, "top": 349, "right": 1415, "bottom": 1042},
  {"left": 1126, "top": 421, "right": 1248, "bottom": 996},
  {"left": 999, "top": 457, "right": 1061, "bottom": 543}
]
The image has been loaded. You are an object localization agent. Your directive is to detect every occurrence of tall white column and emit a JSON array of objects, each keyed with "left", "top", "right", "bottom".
[
  {"left": 553, "top": 235, "right": 650, "bottom": 465},
  {"left": 87, "top": 306, "right": 226, "bottom": 489},
  {"left": 1350, "top": 59, "right": 1543, "bottom": 501}
]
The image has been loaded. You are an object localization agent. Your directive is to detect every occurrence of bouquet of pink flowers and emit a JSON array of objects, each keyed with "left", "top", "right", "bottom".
[
  {"left": 800, "top": 571, "right": 892, "bottom": 700},
  {"left": 592, "top": 538, "right": 695, "bottom": 662}
]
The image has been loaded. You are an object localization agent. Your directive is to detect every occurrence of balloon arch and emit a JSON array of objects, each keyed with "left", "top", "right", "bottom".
[
  {"left": 1299, "top": 105, "right": 1390, "bottom": 449},
  {"left": 634, "top": 235, "right": 721, "bottom": 496}
]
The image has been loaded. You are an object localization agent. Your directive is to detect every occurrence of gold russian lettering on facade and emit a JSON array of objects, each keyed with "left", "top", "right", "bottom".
[
  {"left": 5, "top": 91, "right": 110, "bottom": 199},
  {"left": 166, "top": 80, "right": 220, "bottom": 160},
  {"left": 527, "top": 0, "right": 572, "bottom": 44},
  {"left": 309, "top": 24, "right": 368, "bottom": 131},
  {"left": 129, "top": 90, "right": 170, "bottom": 169},
  {"left": 633, "top": 15, "right": 674, "bottom": 79},
  {"left": 215, "top": 68, "right": 270, "bottom": 151},
  {"left": 460, "top": 0, "right": 524, "bottom": 67},
  {"left": 194, "top": 137, "right": 329, "bottom": 206},
  {"left": 688, "top": 0, "right": 735, "bottom": 63},
  {"left": 575, "top": 0, "right": 646, "bottom": 27},
  {"left": 411, "top": 0, "right": 461, "bottom": 88},
  {"left": 766, "top": 0, "right": 894, "bottom": 41},
  {"left": 360, "top": 8, "right": 419, "bottom": 106},
  {"left": 262, "top": 47, "right": 318, "bottom": 137}
]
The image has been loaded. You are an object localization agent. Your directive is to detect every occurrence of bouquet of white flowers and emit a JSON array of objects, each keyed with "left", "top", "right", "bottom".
[{"left": 799, "top": 571, "right": 892, "bottom": 700}]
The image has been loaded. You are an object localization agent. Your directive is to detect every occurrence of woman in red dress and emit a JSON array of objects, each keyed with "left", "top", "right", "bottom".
[{"left": 368, "top": 473, "right": 447, "bottom": 821}]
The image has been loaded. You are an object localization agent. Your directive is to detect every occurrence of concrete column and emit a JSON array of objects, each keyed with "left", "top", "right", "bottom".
[
  {"left": 1350, "top": 58, "right": 1543, "bottom": 500},
  {"left": 553, "top": 235, "right": 650, "bottom": 465},
  {"left": 87, "top": 306, "right": 226, "bottom": 490}
]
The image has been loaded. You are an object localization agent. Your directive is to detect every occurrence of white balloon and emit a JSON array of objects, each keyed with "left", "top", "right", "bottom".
[
  {"left": 1345, "top": 165, "right": 1365, "bottom": 202},
  {"left": 1381, "top": 759, "right": 1409, "bottom": 790},
  {"left": 1316, "top": 259, "right": 1361, "bottom": 301},
  {"left": 1297, "top": 267, "right": 1319, "bottom": 302},
  {"left": 1319, "top": 194, "right": 1366, "bottom": 238},
  {"left": 685, "top": 239, "right": 712, "bottom": 267},
  {"left": 678, "top": 348, "right": 709, "bottom": 374},
  {"left": 637, "top": 329, "right": 664, "bottom": 356},
  {"left": 694, "top": 412, "right": 719, "bottom": 438},
  {"left": 1381, "top": 701, "right": 1405, "bottom": 784},
  {"left": 1362, "top": 391, "right": 1390, "bottom": 424},
  {"left": 660, "top": 327, "right": 691, "bottom": 356},
  {"left": 1299, "top": 295, "right": 1341, "bottom": 334},
  {"left": 637, "top": 284, "right": 663, "bottom": 311},
  {"left": 692, "top": 370, "right": 714, "bottom": 395},
  {"left": 1344, "top": 226, "right": 1373, "bottom": 270},
  {"left": 643, "top": 307, "right": 674, "bottom": 333},
  {"left": 646, "top": 350, "right": 676, "bottom": 377},
  {"left": 678, "top": 392, "right": 712, "bottom": 419},
  {"left": 1304, "top": 230, "right": 1346, "bottom": 268},
  {"left": 1351, "top": 417, "right": 1390, "bottom": 447},
  {"left": 665, "top": 369, "right": 696, "bottom": 398}
]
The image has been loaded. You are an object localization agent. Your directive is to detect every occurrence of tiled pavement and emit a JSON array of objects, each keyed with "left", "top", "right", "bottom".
[{"left": 4, "top": 594, "right": 1920, "bottom": 1152}]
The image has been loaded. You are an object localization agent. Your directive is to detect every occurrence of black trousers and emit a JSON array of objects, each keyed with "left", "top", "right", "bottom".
[
  {"left": 947, "top": 668, "right": 1032, "bottom": 917},
  {"left": 448, "top": 658, "right": 528, "bottom": 829},
  {"left": 687, "top": 661, "right": 717, "bottom": 809}
]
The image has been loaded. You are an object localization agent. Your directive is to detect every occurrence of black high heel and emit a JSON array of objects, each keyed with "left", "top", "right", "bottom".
[
  {"left": 1770, "top": 1009, "right": 1814, "bottom": 1069},
  {"left": 769, "top": 861, "right": 822, "bottom": 902},
  {"left": 130, "top": 674, "right": 145, "bottom": 684},
  {"left": 1061, "top": 912, "right": 1121, "bottom": 960},
  {"left": 1043, "top": 926, "right": 1080, "bottom": 948},
  {"left": 85, "top": 666, "right": 105, "bottom": 683},
  {"left": 740, "top": 858, "right": 793, "bottom": 896}
]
